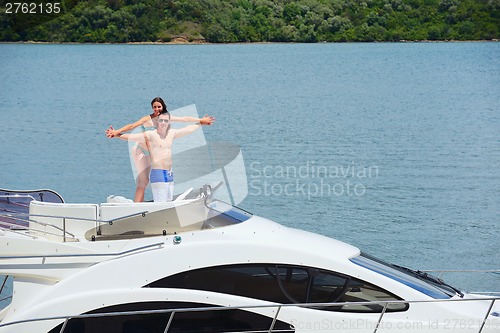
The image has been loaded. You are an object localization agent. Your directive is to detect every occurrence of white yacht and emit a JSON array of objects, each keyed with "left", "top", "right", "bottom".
[{"left": 0, "top": 186, "right": 498, "bottom": 333}]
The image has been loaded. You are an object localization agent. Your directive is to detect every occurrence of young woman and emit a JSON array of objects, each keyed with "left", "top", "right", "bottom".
[{"left": 106, "top": 97, "right": 214, "bottom": 202}]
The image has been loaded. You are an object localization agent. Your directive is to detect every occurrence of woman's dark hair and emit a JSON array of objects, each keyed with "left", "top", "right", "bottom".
[{"left": 151, "top": 97, "right": 168, "bottom": 114}]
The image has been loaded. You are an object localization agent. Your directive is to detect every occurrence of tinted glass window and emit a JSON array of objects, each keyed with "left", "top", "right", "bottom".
[{"left": 147, "top": 264, "right": 408, "bottom": 313}]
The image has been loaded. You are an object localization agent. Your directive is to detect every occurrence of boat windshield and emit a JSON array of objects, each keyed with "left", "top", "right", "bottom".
[
  {"left": 0, "top": 188, "right": 64, "bottom": 229},
  {"left": 202, "top": 200, "right": 253, "bottom": 228},
  {"left": 350, "top": 253, "right": 460, "bottom": 299}
]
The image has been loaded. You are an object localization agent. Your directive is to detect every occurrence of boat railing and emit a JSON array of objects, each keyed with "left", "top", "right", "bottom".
[
  {"left": 2, "top": 191, "right": 170, "bottom": 242},
  {"left": 0, "top": 210, "right": 150, "bottom": 242},
  {"left": 0, "top": 193, "right": 35, "bottom": 233},
  {"left": 0, "top": 241, "right": 164, "bottom": 306},
  {"left": 0, "top": 192, "right": 76, "bottom": 241},
  {"left": 0, "top": 200, "right": 247, "bottom": 243},
  {"left": 420, "top": 269, "right": 500, "bottom": 295},
  {"left": 0, "top": 296, "right": 498, "bottom": 333},
  {"left": 0, "top": 241, "right": 164, "bottom": 261},
  {"left": 1, "top": 187, "right": 247, "bottom": 242},
  {"left": 422, "top": 269, "right": 500, "bottom": 278}
]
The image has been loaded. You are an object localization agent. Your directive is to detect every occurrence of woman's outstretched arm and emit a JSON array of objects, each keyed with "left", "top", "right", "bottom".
[
  {"left": 106, "top": 114, "right": 151, "bottom": 138},
  {"left": 170, "top": 114, "right": 215, "bottom": 125}
]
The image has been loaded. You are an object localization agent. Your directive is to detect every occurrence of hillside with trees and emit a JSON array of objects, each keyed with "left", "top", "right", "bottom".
[{"left": 1, "top": 0, "right": 499, "bottom": 43}]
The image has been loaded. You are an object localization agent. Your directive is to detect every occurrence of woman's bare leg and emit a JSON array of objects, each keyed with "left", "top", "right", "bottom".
[{"left": 132, "top": 145, "right": 151, "bottom": 202}]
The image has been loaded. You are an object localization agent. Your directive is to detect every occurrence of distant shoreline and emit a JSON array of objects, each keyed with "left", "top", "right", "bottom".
[{"left": 1, "top": 39, "right": 499, "bottom": 45}]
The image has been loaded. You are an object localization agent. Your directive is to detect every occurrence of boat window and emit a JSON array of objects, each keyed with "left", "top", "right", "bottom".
[
  {"left": 47, "top": 301, "right": 294, "bottom": 333},
  {"left": 147, "top": 264, "right": 408, "bottom": 313},
  {"left": 350, "top": 253, "right": 457, "bottom": 299}
]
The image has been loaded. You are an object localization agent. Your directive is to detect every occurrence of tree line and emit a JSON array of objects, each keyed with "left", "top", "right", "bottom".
[{"left": 1, "top": 0, "right": 499, "bottom": 43}]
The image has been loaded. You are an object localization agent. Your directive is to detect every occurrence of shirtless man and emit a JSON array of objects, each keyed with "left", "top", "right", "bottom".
[{"left": 116, "top": 111, "right": 206, "bottom": 202}]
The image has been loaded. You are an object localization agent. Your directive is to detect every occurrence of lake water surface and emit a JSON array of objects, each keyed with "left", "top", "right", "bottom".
[{"left": 0, "top": 42, "right": 498, "bottom": 291}]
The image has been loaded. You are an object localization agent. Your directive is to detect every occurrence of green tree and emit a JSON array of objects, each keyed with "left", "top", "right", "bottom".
[{"left": 0, "top": 0, "right": 498, "bottom": 42}]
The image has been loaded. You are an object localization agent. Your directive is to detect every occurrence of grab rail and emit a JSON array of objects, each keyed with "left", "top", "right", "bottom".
[
  {"left": 0, "top": 210, "right": 149, "bottom": 242},
  {"left": 0, "top": 241, "right": 164, "bottom": 260},
  {"left": 0, "top": 296, "right": 497, "bottom": 332},
  {"left": 422, "top": 269, "right": 500, "bottom": 279},
  {"left": 420, "top": 269, "right": 500, "bottom": 295},
  {"left": 0, "top": 243, "right": 165, "bottom": 311},
  {"left": 0, "top": 213, "right": 78, "bottom": 240},
  {"left": 0, "top": 195, "right": 236, "bottom": 242}
]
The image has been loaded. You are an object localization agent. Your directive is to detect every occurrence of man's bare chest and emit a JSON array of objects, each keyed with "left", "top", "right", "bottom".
[{"left": 150, "top": 132, "right": 174, "bottom": 148}]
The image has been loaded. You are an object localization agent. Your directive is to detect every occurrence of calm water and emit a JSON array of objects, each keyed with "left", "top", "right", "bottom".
[{"left": 0, "top": 42, "right": 499, "bottom": 291}]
